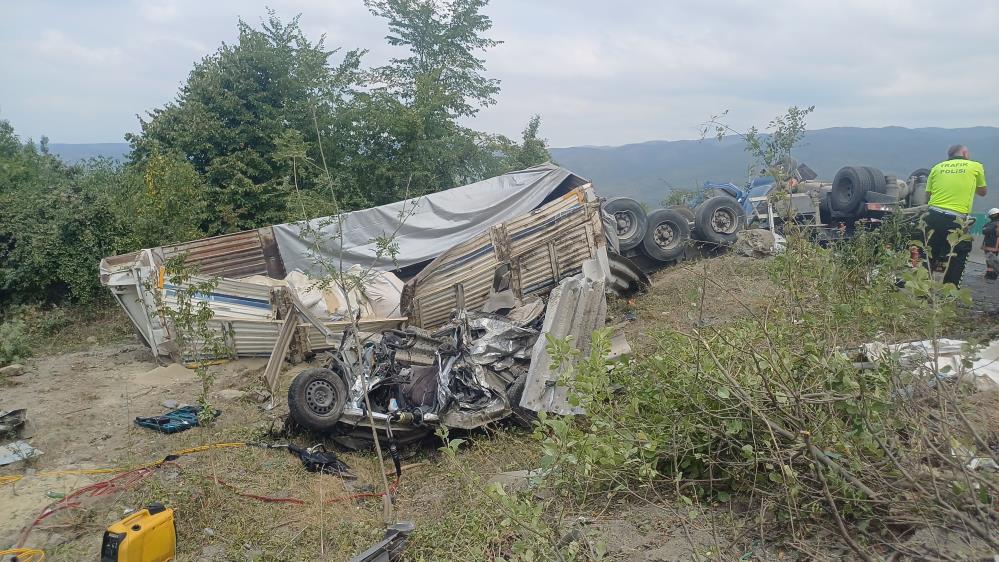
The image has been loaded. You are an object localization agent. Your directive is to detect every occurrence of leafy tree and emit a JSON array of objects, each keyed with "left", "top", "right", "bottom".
[
  {"left": 506, "top": 114, "right": 552, "bottom": 170},
  {"left": 0, "top": 176, "right": 131, "bottom": 304},
  {"left": 0, "top": 119, "right": 132, "bottom": 305},
  {"left": 343, "top": 0, "right": 504, "bottom": 201},
  {"left": 131, "top": 152, "right": 207, "bottom": 247},
  {"left": 365, "top": 0, "right": 500, "bottom": 119},
  {"left": 128, "top": 11, "right": 363, "bottom": 233}
]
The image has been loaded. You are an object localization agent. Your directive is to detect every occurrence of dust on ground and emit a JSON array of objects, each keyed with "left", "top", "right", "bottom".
[
  {"left": 6, "top": 252, "right": 994, "bottom": 560},
  {"left": 1, "top": 334, "right": 750, "bottom": 560},
  {"left": 0, "top": 340, "right": 279, "bottom": 550},
  {"left": 0, "top": 338, "right": 553, "bottom": 560}
]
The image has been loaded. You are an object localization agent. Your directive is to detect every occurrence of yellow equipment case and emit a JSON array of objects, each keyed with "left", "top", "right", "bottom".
[{"left": 100, "top": 503, "right": 176, "bottom": 562}]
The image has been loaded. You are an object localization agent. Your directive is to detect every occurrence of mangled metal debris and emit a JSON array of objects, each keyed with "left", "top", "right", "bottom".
[
  {"left": 0, "top": 409, "right": 28, "bottom": 439},
  {"left": 0, "top": 440, "right": 42, "bottom": 467},
  {"left": 281, "top": 261, "right": 633, "bottom": 445},
  {"left": 97, "top": 165, "right": 647, "bottom": 444},
  {"left": 348, "top": 521, "right": 415, "bottom": 562}
]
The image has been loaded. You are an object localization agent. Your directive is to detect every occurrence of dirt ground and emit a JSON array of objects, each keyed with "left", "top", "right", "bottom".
[
  {"left": 4, "top": 253, "right": 995, "bottom": 560},
  {"left": 0, "top": 341, "right": 281, "bottom": 549},
  {"left": 1, "top": 337, "right": 733, "bottom": 561}
]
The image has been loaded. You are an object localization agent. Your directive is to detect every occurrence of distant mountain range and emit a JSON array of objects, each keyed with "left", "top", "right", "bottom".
[
  {"left": 551, "top": 126, "right": 999, "bottom": 212},
  {"left": 49, "top": 126, "right": 999, "bottom": 211},
  {"left": 49, "top": 143, "right": 130, "bottom": 163}
]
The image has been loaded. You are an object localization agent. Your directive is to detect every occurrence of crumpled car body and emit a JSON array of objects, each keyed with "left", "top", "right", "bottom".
[{"left": 288, "top": 309, "right": 542, "bottom": 448}]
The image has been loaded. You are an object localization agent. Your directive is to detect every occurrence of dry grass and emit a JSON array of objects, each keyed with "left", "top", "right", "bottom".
[
  {"left": 33, "top": 400, "right": 541, "bottom": 561},
  {"left": 614, "top": 255, "right": 777, "bottom": 347}
]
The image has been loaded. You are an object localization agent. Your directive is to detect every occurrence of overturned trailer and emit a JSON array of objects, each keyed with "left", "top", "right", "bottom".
[
  {"left": 100, "top": 164, "right": 648, "bottom": 443},
  {"left": 100, "top": 164, "right": 646, "bottom": 358}
]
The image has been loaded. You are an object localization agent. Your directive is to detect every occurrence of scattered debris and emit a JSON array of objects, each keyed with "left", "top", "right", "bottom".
[
  {"left": 134, "top": 405, "right": 220, "bottom": 434},
  {"left": 0, "top": 409, "right": 27, "bottom": 438},
  {"left": 348, "top": 521, "right": 415, "bottom": 562},
  {"left": 285, "top": 443, "right": 355, "bottom": 478},
  {"left": 864, "top": 338, "right": 999, "bottom": 389},
  {"left": 0, "top": 440, "right": 42, "bottom": 466},
  {"left": 607, "top": 330, "right": 632, "bottom": 360},
  {"left": 487, "top": 469, "right": 543, "bottom": 493}
]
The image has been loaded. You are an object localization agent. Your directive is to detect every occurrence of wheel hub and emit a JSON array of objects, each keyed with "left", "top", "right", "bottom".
[
  {"left": 614, "top": 211, "right": 635, "bottom": 237},
  {"left": 710, "top": 208, "right": 738, "bottom": 234},
  {"left": 654, "top": 223, "right": 677, "bottom": 249},
  {"left": 305, "top": 379, "right": 337, "bottom": 415}
]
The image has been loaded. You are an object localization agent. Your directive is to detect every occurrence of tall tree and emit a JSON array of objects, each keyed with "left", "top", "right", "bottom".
[
  {"left": 128, "top": 12, "right": 362, "bottom": 233},
  {"left": 346, "top": 0, "right": 502, "bottom": 200},
  {"left": 365, "top": 0, "right": 500, "bottom": 119},
  {"left": 510, "top": 114, "right": 551, "bottom": 169}
]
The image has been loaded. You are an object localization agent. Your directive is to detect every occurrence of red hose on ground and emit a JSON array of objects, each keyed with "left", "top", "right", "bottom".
[{"left": 15, "top": 445, "right": 404, "bottom": 548}]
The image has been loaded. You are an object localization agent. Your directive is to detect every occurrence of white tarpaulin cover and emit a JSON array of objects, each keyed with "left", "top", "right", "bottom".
[{"left": 272, "top": 163, "right": 585, "bottom": 273}]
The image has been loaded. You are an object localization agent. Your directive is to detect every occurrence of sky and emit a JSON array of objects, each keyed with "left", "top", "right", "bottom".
[{"left": 1, "top": 0, "right": 997, "bottom": 148}]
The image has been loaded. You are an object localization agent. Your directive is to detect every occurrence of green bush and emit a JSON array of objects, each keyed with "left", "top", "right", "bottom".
[
  {"left": 532, "top": 227, "right": 989, "bottom": 552},
  {"left": 0, "top": 319, "right": 31, "bottom": 366}
]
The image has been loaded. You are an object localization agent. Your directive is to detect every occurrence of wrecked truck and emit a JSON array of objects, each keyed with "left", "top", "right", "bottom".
[{"left": 99, "top": 164, "right": 648, "bottom": 444}]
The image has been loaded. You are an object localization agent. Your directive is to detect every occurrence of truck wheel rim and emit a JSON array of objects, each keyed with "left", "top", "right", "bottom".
[
  {"left": 711, "top": 208, "right": 738, "bottom": 234},
  {"left": 654, "top": 222, "right": 677, "bottom": 249},
  {"left": 841, "top": 180, "right": 854, "bottom": 200},
  {"left": 306, "top": 379, "right": 337, "bottom": 415},
  {"left": 614, "top": 211, "right": 636, "bottom": 238}
]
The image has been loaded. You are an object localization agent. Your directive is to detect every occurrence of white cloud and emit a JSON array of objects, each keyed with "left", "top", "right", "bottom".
[
  {"left": 137, "top": 0, "right": 181, "bottom": 23},
  {"left": 37, "top": 29, "right": 125, "bottom": 66},
  {"left": 2, "top": 0, "right": 997, "bottom": 145}
]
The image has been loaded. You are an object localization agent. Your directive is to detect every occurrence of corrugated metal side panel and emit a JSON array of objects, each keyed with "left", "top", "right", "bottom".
[
  {"left": 161, "top": 230, "right": 269, "bottom": 278},
  {"left": 408, "top": 186, "right": 599, "bottom": 329},
  {"left": 227, "top": 319, "right": 283, "bottom": 356},
  {"left": 411, "top": 240, "right": 497, "bottom": 328},
  {"left": 515, "top": 244, "right": 558, "bottom": 296}
]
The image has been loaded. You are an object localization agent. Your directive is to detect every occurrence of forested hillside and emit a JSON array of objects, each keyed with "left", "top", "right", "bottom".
[{"left": 0, "top": 3, "right": 550, "bottom": 307}]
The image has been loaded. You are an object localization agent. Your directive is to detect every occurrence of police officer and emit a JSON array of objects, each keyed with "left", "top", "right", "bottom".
[
  {"left": 982, "top": 207, "right": 999, "bottom": 280},
  {"left": 924, "top": 144, "right": 988, "bottom": 286}
]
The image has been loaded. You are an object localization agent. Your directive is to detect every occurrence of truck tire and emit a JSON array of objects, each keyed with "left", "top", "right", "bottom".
[
  {"left": 288, "top": 367, "right": 349, "bottom": 432},
  {"left": 693, "top": 196, "right": 744, "bottom": 246},
  {"left": 830, "top": 166, "right": 870, "bottom": 214},
  {"left": 667, "top": 205, "right": 695, "bottom": 224},
  {"left": 909, "top": 168, "right": 931, "bottom": 182},
  {"left": 909, "top": 168, "right": 931, "bottom": 206},
  {"left": 641, "top": 208, "right": 690, "bottom": 262},
  {"left": 910, "top": 183, "right": 929, "bottom": 206},
  {"left": 819, "top": 189, "right": 832, "bottom": 225},
  {"left": 863, "top": 166, "right": 887, "bottom": 194},
  {"left": 604, "top": 198, "right": 647, "bottom": 252}
]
